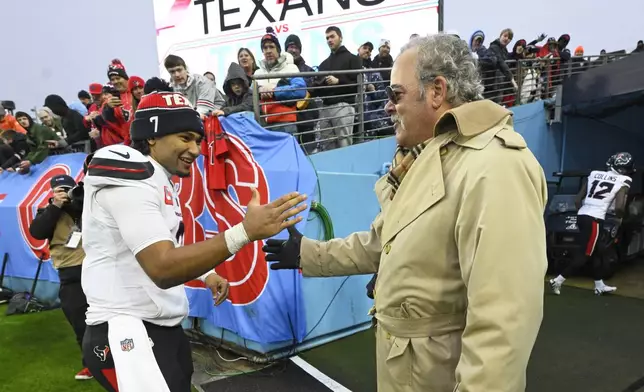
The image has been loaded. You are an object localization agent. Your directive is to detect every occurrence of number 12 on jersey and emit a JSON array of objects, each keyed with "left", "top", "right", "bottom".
[{"left": 587, "top": 180, "right": 614, "bottom": 200}]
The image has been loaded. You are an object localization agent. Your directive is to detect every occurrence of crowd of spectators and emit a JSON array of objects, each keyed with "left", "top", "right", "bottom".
[
  {"left": 467, "top": 30, "right": 643, "bottom": 107},
  {"left": 0, "top": 25, "right": 641, "bottom": 174}
]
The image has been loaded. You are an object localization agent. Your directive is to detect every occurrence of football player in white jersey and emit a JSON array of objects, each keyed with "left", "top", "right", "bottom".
[
  {"left": 80, "top": 85, "right": 308, "bottom": 392},
  {"left": 550, "top": 152, "right": 634, "bottom": 296}
]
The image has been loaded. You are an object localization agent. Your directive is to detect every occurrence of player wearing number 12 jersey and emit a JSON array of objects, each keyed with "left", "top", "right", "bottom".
[{"left": 550, "top": 152, "right": 634, "bottom": 296}]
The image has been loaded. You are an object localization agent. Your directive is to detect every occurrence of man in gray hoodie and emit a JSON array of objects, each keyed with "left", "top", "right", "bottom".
[{"left": 164, "top": 54, "right": 226, "bottom": 118}]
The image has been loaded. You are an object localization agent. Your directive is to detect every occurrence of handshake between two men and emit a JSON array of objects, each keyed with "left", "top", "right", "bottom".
[{"left": 243, "top": 191, "right": 305, "bottom": 271}]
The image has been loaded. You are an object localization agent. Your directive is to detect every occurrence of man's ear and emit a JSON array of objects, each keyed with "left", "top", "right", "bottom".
[{"left": 430, "top": 76, "right": 448, "bottom": 109}]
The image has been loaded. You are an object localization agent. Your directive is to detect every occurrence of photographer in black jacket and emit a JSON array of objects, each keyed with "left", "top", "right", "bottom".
[{"left": 29, "top": 175, "right": 92, "bottom": 381}]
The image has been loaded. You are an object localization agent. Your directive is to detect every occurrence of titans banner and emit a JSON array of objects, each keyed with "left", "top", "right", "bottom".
[
  {"left": 0, "top": 153, "right": 86, "bottom": 284},
  {"left": 0, "top": 113, "right": 317, "bottom": 344}
]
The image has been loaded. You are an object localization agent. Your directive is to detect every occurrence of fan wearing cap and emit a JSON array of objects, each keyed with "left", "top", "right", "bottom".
[
  {"left": 100, "top": 75, "right": 145, "bottom": 147},
  {"left": 128, "top": 76, "right": 145, "bottom": 111},
  {"left": 253, "top": 27, "right": 307, "bottom": 130},
  {"left": 86, "top": 85, "right": 128, "bottom": 148},
  {"left": 80, "top": 86, "right": 308, "bottom": 392},
  {"left": 29, "top": 174, "right": 91, "bottom": 380},
  {"left": 372, "top": 39, "right": 393, "bottom": 83},
  {"left": 102, "top": 59, "right": 135, "bottom": 144},
  {"left": 83, "top": 83, "right": 106, "bottom": 128},
  {"left": 82, "top": 83, "right": 105, "bottom": 140}
]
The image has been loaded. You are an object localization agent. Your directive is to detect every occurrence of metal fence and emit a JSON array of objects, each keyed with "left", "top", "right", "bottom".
[{"left": 251, "top": 53, "right": 630, "bottom": 154}]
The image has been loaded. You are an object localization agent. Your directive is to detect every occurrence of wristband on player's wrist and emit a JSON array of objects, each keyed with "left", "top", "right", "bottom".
[
  {"left": 198, "top": 269, "right": 217, "bottom": 283},
  {"left": 224, "top": 223, "right": 250, "bottom": 255}
]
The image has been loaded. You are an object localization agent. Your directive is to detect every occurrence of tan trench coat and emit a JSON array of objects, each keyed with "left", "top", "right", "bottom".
[{"left": 300, "top": 100, "right": 548, "bottom": 392}]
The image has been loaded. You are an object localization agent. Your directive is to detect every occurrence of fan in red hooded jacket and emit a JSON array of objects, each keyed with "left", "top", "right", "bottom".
[
  {"left": 537, "top": 37, "right": 561, "bottom": 95},
  {"left": 102, "top": 59, "right": 135, "bottom": 146},
  {"left": 91, "top": 85, "right": 129, "bottom": 148}
]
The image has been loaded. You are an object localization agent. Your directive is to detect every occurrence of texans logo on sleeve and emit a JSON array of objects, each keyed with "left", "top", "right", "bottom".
[{"left": 122, "top": 108, "right": 131, "bottom": 123}]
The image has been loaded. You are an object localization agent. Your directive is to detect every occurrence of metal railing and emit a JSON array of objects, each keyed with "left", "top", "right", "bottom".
[
  {"left": 251, "top": 53, "right": 631, "bottom": 154},
  {"left": 49, "top": 140, "right": 92, "bottom": 156},
  {"left": 252, "top": 68, "right": 394, "bottom": 154}
]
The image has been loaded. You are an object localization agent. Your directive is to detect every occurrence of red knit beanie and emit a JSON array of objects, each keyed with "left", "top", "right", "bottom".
[
  {"left": 107, "top": 59, "right": 129, "bottom": 80},
  {"left": 130, "top": 92, "right": 204, "bottom": 141},
  {"left": 128, "top": 76, "right": 145, "bottom": 92}
]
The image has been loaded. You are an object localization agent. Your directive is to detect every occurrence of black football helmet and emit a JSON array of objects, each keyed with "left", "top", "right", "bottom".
[{"left": 607, "top": 152, "right": 635, "bottom": 175}]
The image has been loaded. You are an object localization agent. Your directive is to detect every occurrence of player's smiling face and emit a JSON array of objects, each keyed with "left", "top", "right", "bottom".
[{"left": 149, "top": 131, "right": 202, "bottom": 178}]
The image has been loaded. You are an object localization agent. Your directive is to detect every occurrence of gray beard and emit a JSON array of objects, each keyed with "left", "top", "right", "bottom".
[{"left": 266, "top": 59, "right": 278, "bottom": 70}]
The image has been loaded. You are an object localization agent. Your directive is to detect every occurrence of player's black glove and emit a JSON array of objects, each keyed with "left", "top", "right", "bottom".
[{"left": 263, "top": 226, "right": 302, "bottom": 270}]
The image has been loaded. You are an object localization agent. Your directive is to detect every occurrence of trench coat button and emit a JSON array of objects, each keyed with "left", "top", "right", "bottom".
[{"left": 384, "top": 243, "right": 391, "bottom": 254}]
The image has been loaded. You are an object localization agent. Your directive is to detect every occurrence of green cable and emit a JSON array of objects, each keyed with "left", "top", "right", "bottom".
[
  {"left": 310, "top": 200, "right": 334, "bottom": 240},
  {"left": 303, "top": 149, "right": 334, "bottom": 240}
]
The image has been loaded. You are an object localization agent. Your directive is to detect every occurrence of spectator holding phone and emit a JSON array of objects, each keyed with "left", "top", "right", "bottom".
[{"left": 102, "top": 60, "right": 135, "bottom": 146}]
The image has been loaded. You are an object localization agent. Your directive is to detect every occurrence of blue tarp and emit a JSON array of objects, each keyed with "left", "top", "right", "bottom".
[
  {"left": 562, "top": 53, "right": 644, "bottom": 116},
  {"left": 0, "top": 113, "right": 317, "bottom": 345}
]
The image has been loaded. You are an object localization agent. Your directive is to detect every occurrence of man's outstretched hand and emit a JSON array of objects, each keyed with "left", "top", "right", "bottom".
[
  {"left": 263, "top": 226, "right": 303, "bottom": 270},
  {"left": 243, "top": 189, "right": 308, "bottom": 242}
]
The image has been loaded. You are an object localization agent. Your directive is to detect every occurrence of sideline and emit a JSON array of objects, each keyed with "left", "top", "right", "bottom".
[{"left": 290, "top": 355, "right": 352, "bottom": 392}]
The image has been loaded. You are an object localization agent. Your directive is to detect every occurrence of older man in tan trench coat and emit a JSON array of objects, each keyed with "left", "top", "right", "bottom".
[{"left": 264, "top": 33, "right": 548, "bottom": 392}]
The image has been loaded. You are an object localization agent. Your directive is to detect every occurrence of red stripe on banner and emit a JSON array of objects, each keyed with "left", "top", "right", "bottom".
[
  {"left": 156, "top": 0, "right": 192, "bottom": 35},
  {"left": 101, "top": 368, "right": 119, "bottom": 391},
  {"left": 585, "top": 221, "right": 599, "bottom": 256},
  {"left": 0, "top": 193, "right": 6, "bottom": 202},
  {"left": 88, "top": 164, "right": 147, "bottom": 173},
  {"left": 185, "top": 280, "right": 206, "bottom": 289}
]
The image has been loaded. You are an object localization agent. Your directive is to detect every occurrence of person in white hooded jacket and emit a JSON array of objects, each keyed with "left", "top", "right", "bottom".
[{"left": 253, "top": 27, "right": 307, "bottom": 134}]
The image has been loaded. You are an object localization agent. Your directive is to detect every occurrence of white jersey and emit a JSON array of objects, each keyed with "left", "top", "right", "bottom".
[
  {"left": 577, "top": 170, "right": 632, "bottom": 220},
  {"left": 81, "top": 144, "right": 188, "bottom": 327}
]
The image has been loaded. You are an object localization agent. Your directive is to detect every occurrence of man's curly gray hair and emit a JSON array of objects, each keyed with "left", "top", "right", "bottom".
[{"left": 401, "top": 34, "right": 484, "bottom": 105}]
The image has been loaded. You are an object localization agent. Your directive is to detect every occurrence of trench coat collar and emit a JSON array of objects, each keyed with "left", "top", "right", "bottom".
[
  {"left": 435, "top": 99, "right": 515, "bottom": 150},
  {"left": 376, "top": 100, "right": 517, "bottom": 244}
]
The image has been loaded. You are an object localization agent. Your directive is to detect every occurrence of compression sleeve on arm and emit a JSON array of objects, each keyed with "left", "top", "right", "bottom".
[{"left": 96, "top": 185, "right": 175, "bottom": 255}]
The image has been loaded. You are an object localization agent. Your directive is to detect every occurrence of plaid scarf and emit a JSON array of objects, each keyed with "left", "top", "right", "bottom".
[{"left": 386, "top": 141, "right": 429, "bottom": 200}]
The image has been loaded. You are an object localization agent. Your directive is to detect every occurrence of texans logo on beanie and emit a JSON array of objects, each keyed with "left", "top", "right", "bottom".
[
  {"left": 130, "top": 92, "right": 204, "bottom": 141},
  {"left": 107, "top": 59, "right": 129, "bottom": 80},
  {"left": 128, "top": 76, "right": 145, "bottom": 92}
]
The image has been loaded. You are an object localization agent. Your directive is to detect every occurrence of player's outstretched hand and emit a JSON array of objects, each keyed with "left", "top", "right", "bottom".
[
  {"left": 243, "top": 188, "right": 307, "bottom": 242},
  {"left": 263, "top": 226, "right": 303, "bottom": 270}
]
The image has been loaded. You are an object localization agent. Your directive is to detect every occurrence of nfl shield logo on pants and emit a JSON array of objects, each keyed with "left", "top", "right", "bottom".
[{"left": 120, "top": 338, "right": 135, "bottom": 352}]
